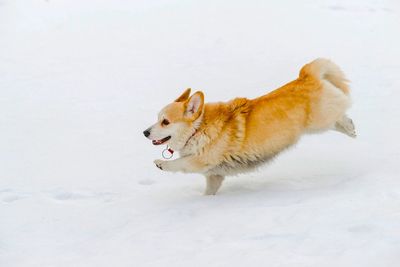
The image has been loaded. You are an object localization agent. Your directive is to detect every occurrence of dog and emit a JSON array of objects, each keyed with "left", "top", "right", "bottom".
[{"left": 143, "top": 58, "right": 356, "bottom": 195}]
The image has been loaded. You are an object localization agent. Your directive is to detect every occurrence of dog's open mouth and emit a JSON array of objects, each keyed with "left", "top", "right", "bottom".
[{"left": 152, "top": 136, "right": 171, "bottom": 145}]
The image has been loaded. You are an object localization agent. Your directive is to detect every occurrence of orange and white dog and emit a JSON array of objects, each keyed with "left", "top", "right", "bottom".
[{"left": 143, "top": 58, "right": 356, "bottom": 195}]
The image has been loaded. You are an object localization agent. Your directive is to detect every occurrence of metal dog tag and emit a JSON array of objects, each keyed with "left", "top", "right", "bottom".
[{"left": 162, "top": 147, "right": 174, "bottom": 159}]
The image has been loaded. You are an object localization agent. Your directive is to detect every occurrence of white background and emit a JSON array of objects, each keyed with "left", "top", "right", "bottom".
[{"left": 1, "top": 0, "right": 400, "bottom": 266}]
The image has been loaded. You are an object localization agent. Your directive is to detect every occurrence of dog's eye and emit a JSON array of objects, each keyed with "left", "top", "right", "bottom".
[{"left": 162, "top": 119, "right": 170, "bottom": 126}]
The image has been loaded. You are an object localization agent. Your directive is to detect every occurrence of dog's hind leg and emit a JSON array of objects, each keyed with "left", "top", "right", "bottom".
[
  {"left": 334, "top": 115, "right": 356, "bottom": 138},
  {"left": 204, "top": 175, "right": 224, "bottom": 195}
]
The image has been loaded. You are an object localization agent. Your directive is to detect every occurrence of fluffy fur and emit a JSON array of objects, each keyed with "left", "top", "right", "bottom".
[{"left": 144, "top": 58, "right": 356, "bottom": 195}]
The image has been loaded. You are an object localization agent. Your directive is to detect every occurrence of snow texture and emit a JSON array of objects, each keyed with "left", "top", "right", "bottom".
[{"left": 1, "top": 0, "right": 400, "bottom": 266}]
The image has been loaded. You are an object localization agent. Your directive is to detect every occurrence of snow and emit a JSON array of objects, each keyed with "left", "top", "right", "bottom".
[{"left": 1, "top": 0, "right": 400, "bottom": 266}]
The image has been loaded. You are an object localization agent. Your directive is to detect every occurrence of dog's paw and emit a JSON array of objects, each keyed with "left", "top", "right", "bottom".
[{"left": 154, "top": 159, "right": 168, "bottom": 171}]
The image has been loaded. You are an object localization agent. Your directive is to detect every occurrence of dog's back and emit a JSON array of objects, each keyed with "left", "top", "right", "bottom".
[{"left": 203, "top": 58, "right": 354, "bottom": 176}]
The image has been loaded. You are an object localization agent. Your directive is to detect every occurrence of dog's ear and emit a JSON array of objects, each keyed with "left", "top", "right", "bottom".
[
  {"left": 185, "top": 91, "right": 204, "bottom": 120},
  {"left": 175, "top": 88, "right": 191, "bottom": 102}
]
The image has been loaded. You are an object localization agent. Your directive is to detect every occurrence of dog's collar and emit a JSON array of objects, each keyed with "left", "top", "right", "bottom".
[{"left": 162, "top": 129, "right": 198, "bottom": 159}]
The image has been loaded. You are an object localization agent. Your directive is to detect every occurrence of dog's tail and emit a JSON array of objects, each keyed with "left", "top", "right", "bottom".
[{"left": 299, "top": 58, "right": 349, "bottom": 95}]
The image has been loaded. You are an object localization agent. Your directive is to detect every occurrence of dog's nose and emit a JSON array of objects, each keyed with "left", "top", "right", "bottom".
[{"left": 143, "top": 130, "right": 150, "bottom": 137}]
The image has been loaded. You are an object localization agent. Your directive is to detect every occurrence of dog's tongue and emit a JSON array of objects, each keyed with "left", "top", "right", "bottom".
[
  {"left": 152, "top": 140, "right": 163, "bottom": 145},
  {"left": 152, "top": 136, "right": 171, "bottom": 145}
]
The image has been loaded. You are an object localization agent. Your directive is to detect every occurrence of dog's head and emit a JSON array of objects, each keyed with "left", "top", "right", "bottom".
[{"left": 143, "top": 88, "right": 204, "bottom": 151}]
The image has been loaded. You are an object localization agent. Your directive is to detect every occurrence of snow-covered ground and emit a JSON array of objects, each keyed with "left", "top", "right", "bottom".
[{"left": 1, "top": 0, "right": 400, "bottom": 266}]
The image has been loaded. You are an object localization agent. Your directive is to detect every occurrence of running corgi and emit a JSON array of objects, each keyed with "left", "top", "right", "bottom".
[{"left": 143, "top": 58, "right": 356, "bottom": 195}]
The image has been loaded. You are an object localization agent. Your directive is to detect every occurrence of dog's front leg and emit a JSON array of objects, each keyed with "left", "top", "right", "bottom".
[
  {"left": 204, "top": 175, "right": 225, "bottom": 195},
  {"left": 154, "top": 156, "right": 207, "bottom": 173}
]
